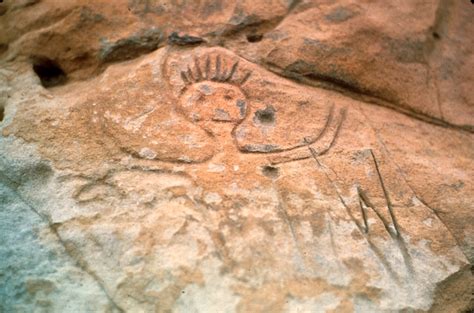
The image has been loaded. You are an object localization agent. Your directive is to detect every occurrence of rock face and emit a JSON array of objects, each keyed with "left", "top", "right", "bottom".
[{"left": 0, "top": 1, "right": 473, "bottom": 312}]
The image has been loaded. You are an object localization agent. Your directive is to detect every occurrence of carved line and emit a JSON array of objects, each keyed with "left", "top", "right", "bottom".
[
  {"left": 205, "top": 56, "right": 211, "bottom": 79},
  {"left": 227, "top": 61, "right": 239, "bottom": 82},
  {"left": 368, "top": 150, "right": 414, "bottom": 273},
  {"left": 266, "top": 106, "right": 346, "bottom": 164},
  {"left": 369, "top": 149, "right": 400, "bottom": 238},
  {"left": 306, "top": 148, "right": 413, "bottom": 276},
  {"left": 304, "top": 150, "right": 400, "bottom": 282},
  {"left": 180, "top": 54, "right": 252, "bottom": 88},
  {"left": 357, "top": 188, "right": 369, "bottom": 233},
  {"left": 0, "top": 171, "right": 126, "bottom": 312},
  {"left": 316, "top": 107, "right": 346, "bottom": 156},
  {"left": 194, "top": 57, "right": 203, "bottom": 80},
  {"left": 358, "top": 186, "right": 395, "bottom": 236},
  {"left": 309, "top": 104, "right": 335, "bottom": 144},
  {"left": 358, "top": 105, "right": 467, "bottom": 265},
  {"left": 242, "top": 104, "right": 335, "bottom": 156},
  {"left": 273, "top": 182, "right": 306, "bottom": 261}
]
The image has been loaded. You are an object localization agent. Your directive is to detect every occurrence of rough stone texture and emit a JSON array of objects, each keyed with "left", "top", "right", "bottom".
[{"left": 0, "top": 1, "right": 473, "bottom": 312}]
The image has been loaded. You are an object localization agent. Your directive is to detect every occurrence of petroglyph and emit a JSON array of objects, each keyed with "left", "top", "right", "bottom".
[
  {"left": 267, "top": 105, "right": 346, "bottom": 164},
  {"left": 96, "top": 47, "right": 343, "bottom": 164},
  {"left": 2, "top": 41, "right": 467, "bottom": 313},
  {"left": 94, "top": 47, "right": 443, "bottom": 245},
  {"left": 176, "top": 54, "right": 251, "bottom": 130},
  {"left": 3, "top": 2, "right": 473, "bottom": 312},
  {"left": 72, "top": 48, "right": 463, "bottom": 287}
]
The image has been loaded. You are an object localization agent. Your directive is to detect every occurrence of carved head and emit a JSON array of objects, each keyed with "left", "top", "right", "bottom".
[{"left": 177, "top": 55, "right": 251, "bottom": 130}]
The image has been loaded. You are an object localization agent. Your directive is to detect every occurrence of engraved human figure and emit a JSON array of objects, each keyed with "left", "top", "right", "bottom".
[
  {"left": 172, "top": 52, "right": 347, "bottom": 163},
  {"left": 80, "top": 47, "right": 466, "bottom": 309}
]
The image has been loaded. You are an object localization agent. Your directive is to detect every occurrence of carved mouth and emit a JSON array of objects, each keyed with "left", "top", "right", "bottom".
[{"left": 212, "top": 108, "right": 232, "bottom": 122}]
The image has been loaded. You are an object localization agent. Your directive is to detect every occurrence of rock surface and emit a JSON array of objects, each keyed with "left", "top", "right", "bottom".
[{"left": 0, "top": 0, "right": 473, "bottom": 312}]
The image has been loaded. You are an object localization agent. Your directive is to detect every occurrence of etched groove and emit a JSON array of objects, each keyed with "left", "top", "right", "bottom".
[
  {"left": 181, "top": 71, "right": 190, "bottom": 84},
  {"left": 194, "top": 57, "right": 203, "bottom": 80},
  {"left": 0, "top": 172, "right": 125, "bottom": 312},
  {"left": 308, "top": 104, "right": 335, "bottom": 144},
  {"left": 358, "top": 186, "right": 394, "bottom": 236},
  {"left": 187, "top": 66, "right": 195, "bottom": 82},
  {"left": 358, "top": 106, "right": 467, "bottom": 261},
  {"left": 269, "top": 153, "right": 311, "bottom": 165},
  {"left": 369, "top": 150, "right": 413, "bottom": 272},
  {"left": 267, "top": 106, "right": 345, "bottom": 164},
  {"left": 178, "top": 54, "right": 249, "bottom": 88},
  {"left": 369, "top": 149, "right": 400, "bottom": 237},
  {"left": 357, "top": 188, "right": 369, "bottom": 233},
  {"left": 303, "top": 154, "right": 400, "bottom": 281},
  {"left": 317, "top": 107, "right": 346, "bottom": 156},
  {"left": 214, "top": 55, "right": 221, "bottom": 81},
  {"left": 205, "top": 56, "right": 211, "bottom": 79},
  {"left": 240, "top": 71, "right": 252, "bottom": 85},
  {"left": 226, "top": 61, "right": 239, "bottom": 81},
  {"left": 273, "top": 181, "right": 306, "bottom": 262}
]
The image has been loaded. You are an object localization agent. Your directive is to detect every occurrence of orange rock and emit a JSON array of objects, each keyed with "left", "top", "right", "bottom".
[{"left": 0, "top": 1, "right": 472, "bottom": 312}]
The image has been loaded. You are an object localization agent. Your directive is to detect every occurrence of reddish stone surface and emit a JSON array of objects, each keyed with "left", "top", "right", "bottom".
[{"left": 0, "top": 1, "right": 472, "bottom": 312}]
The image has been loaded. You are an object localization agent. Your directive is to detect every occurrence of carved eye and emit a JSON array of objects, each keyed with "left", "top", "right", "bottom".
[{"left": 178, "top": 55, "right": 251, "bottom": 125}]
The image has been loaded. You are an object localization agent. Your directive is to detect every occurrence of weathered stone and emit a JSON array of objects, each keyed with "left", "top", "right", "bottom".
[{"left": 0, "top": 1, "right": 472, "bottom": 312}]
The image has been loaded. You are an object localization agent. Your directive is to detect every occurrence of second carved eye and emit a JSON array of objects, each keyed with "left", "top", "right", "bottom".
[{"left": 178, "top": 55, "right": 251, "bottom": 125}]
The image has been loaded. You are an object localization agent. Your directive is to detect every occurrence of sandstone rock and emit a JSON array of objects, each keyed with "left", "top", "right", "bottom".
[
  {"left": 0, "top": 1, "right": 473, "bottom": 312},
  {"left": 226, "top": 0, "right": 474, "bottom": 131}
]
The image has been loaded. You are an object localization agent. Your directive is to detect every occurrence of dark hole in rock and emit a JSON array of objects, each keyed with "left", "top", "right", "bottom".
[
  {"left": 432, "top": 32, "right": 440, "bottom": 39},
  {"left": 0, "top": 43, "right": 7, "bottom": 54},
  {"left": 246, "top": 34, "right": 263, "bottom": 43},
  {"left": 262, "top": 165, "right": 279, "bottom": 179},
  {"left": 254, "top": 105, "right": 276, "bottom": 125},
  {"left": 32, "top": 57, "right": 67, "bottom": 88},
  {"left": 0, "top": 106, "right": 4, "bottom": 122}
]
